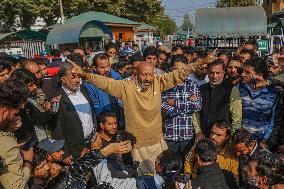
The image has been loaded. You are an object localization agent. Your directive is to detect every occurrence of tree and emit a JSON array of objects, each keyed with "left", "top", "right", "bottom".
[
  {"left": 123, "top": 0, "right": 164, "bottom": 23},
  {"left": 154, "top": 15, "right": 177, "bottom": 37},
  {"left": 181, "top": 13, "right": 193, "bottom": 32},
  {"left": 17, "top": 0, "right": 38, "bottom": 30},
  {"left": 216, "top": 0, "right": 255, "bottom": 7},
  {"left": 0, "top": 0, "right": 20, "bottom": 32},
  {"left": 37, "top": 0, "right": 61, "bottom": 27},
  {"left": 0, "top": 0, "right": 176, "bottom": 36},
  {"left": 0, "top": 0, "right": 38, "bottom": 31}
]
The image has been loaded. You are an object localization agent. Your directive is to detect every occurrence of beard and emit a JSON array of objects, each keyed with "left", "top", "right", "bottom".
[
  {"left": 103, "top": 72, "right": 110, "bottom": 77},
  {"left": 140, "top": 81, "right": 152, "bottom": 90},
  {"left": 0, "top": 116, "right": 22, "bottom": 132},
  {"left": 29, "top": 90, "right": 38, "bottom": 98},
  {"left": 229, "top": 74, "right": 238, "bottom": 80},
  {"left": 247, "top": 176, "right": 260, "bottom": 187},
  {"left": 0, "top": 119, "right": 10, "bottom": 131}
]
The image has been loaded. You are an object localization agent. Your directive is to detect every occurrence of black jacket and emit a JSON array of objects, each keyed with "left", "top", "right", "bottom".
[
  {"left": 50, "top": 85, "right": 97, "bottom": 160},
  {"left": 266, "top": 91, "right": 284, "bottom": 151},
  {"left": 191, "top": 162, "right": 230, "bottom": 189},
  {"left": 199, "top": 80, "right": 234, "bottom": 136},
  {"left": 15, "top": 100, "right": 53, "bottom": 143}
]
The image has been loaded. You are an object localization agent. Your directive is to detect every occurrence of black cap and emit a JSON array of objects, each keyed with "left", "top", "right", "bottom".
[{"left": 37, "top": 138, "right": 65, "bottom": 154}]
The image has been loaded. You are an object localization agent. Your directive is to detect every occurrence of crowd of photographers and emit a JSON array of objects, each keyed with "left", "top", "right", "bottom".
[{"left": 0, "top": 40, "right": 283, "bottom": 189}]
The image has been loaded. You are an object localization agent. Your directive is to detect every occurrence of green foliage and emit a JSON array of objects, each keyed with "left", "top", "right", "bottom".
[
  {"left": 181, "top": 13, "right": 194, "bottom": 32},
  {"left": 17, "top": 0, "right": 39, "bottom": 30},
  {"left": 216, "top": 0, "right": 256, "bottom": 7},
  {"left": 154, "top": 15, "right": 177, "bottom": 37},
  {"left": 37, "top": 0, "right": 61, "bottom": 27},
  {"left": 0, "top": 0, "right": 20, "bottom": 32},
  {"left": 0, "top": 0, "right": 176, "bottom": 36}
]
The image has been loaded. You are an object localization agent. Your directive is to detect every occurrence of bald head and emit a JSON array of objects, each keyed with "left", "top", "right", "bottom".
[
  {"left": 136, "top": 62, "right": 154, "bottom": 91},
  {"left": 22, "top": 60, "right": 42, "bottom": 80},
  {"left": 136, "top": 61, "right": 154, "bottom": 74}
]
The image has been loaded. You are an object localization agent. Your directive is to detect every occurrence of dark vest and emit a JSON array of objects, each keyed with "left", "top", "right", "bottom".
[{"left": 200, "top": 80, "right": 234, "bottom": 136}]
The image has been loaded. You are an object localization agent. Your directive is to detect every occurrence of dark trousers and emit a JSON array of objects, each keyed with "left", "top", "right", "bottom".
[{"left": 166, "top": 139, "right": 195, "bottom": 160}]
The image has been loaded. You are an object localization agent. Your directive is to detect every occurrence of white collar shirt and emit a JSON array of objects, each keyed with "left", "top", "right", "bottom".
[{"left": 62, "top": 86, "right": 94, "bottom": 139}]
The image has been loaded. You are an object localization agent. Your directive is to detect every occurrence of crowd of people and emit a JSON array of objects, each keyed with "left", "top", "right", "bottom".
[{"left": 0, "top": 39, "right": 283, "bottom": 189}]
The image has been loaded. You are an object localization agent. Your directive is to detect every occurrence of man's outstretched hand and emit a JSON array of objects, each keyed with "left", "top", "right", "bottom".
[
  {"left": 66, "top": 59, "right": 87, "bottom": 78},
  {"left": 198, "top": 48, "right": 218, "bottom": 65}
]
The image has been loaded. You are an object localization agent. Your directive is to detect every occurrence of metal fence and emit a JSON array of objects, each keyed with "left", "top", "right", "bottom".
[{"left": 8, "top": 40, "right": 46, "bottom": 58}]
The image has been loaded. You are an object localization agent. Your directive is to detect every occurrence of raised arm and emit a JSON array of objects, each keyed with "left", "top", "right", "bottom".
[
  {"left": 85, "top": 73, "right": 125, "bottom": 99},
  {"left": 158, "top": 51, "right": 216, "bottom": 92},
  {"left": 68, "top": 59, "right": 125, "bottom": 99},
  {"left": 158, "top": 62, "right": 200, "bottom": 92}
]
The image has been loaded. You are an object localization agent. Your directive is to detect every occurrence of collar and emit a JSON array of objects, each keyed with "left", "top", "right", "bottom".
[
  {"left": 198, "top": 162, "right": 219, "bottom": 174},
  {"left": 209, "top": 80, "right": 225, "bottom": 89},
  {"left": 217, "top": 144, "right": 227, "bottom": 155},
  {"left": 135, "top": 79, "right": 144, "bottom": 92},
  {"left": 33, "top": 178, "right": 45, "bottom": 186},
  {"left": 243, "top": 83, "right": 268, "bottom": 98},
  {"left": 249, "top": 141, "right": 258, "bottom": 156},
  {"left": 217, "top": 143, "right": 234, "bottom": 158},
  {"left": 62, "top": 86, "right": 80, "bottom": 96}
]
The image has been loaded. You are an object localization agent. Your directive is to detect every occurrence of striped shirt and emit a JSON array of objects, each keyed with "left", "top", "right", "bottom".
[{"left": 240, "top": 83, "right": 279, "bottom": 141}]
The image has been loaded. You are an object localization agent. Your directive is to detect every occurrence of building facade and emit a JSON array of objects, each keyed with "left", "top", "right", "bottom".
[{"left": 263, "top": 0, "right": 284, "bottom": 18}]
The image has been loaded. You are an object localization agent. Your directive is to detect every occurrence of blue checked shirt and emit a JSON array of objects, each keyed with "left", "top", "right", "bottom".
[{"left": 161, "top": 78, "right": 202, "bottom": 141}]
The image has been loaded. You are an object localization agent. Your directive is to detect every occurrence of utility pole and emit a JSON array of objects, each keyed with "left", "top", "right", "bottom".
[{"left": 59, "top": 0, "right": 64, "bottom": 24}]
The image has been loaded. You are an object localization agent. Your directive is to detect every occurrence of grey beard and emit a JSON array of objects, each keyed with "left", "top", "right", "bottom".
[{"left": 247, "top": 176, "right": 260, "bottom": 187}]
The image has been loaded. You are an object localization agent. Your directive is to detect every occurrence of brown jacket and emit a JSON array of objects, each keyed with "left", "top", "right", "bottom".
[
  {"left": 184, "top": 144, "right": 239, "bottom": 178},
  {"left": 85, "top": 62, "right": 200, "bottom": 148},
  {"left": 0, "top": 131, "right": 30, "bottom": 189}
]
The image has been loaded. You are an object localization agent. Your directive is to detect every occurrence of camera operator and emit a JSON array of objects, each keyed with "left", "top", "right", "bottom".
[{"left": 0, "top": 80, "right": 34, "bottom": 189}]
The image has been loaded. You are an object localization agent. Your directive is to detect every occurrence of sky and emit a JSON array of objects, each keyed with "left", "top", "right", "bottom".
[{"left": 162, "top": 0, "right": 217, "bottom": 26}]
